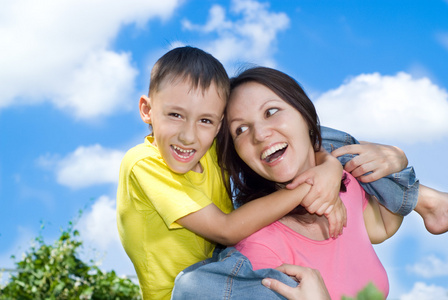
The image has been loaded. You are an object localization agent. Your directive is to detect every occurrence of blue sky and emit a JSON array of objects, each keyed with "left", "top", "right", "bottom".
[{"left": 1, "top": 0, "right": 448, "bottom": 298}]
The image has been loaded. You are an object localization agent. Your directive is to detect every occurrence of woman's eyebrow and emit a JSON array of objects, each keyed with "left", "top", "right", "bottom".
[
  {"left": 228, "top": 98, "right": 282, "bottom": 124},
  {"left": 227, "top": 116, "right": 244, "bottom": 126}
]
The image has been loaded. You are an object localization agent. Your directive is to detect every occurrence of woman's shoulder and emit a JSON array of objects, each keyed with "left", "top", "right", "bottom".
[
  {"left": 341, "top": 171, "right": 368, "bottom": 209},
  {"left": 238, "top": 221, "right": 283, "bottom": 244}
]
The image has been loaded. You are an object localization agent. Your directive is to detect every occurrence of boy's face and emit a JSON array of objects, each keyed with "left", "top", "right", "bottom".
[{"left": 141, "top": 79, "right": 226, "bottom": 174}]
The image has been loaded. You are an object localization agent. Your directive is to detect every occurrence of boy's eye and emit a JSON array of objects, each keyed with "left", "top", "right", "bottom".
[
  {"left": 265, "top": 108, "right": 278, "bottom": 117},
  {"left": 169, "top": 113, "right": 182, "bottom": 118},
  {"left": 200, "top": 118, "right": 213, "bottom": 124},
  {"left": 235, "top": 125, "right": 248, "bottom": 136}
]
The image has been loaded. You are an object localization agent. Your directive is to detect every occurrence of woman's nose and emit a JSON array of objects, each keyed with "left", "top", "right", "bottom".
[{"left": 253, "top": 123, "right": 271, "bottom": 143}]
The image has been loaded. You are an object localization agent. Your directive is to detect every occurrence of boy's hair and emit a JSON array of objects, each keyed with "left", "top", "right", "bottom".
[{"left": 149, "top": 46, "right": 229, "bottom": 101}]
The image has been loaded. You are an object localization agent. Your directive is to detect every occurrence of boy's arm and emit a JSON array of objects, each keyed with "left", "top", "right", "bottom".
[
  {"left": 331, "top": 141, "right": 408, "bottom": 183},
  {"left": 363, "top": 195, "right": 404, "bottom": 244},
  {"left": 288, "top": 149, "right": 343, "bottom": 214},
  {"left": 177, "top": 183, "right": 312, "bottom": 246},
  {"left": 286, "top": 148, "right": 346, "bottom": 237}
]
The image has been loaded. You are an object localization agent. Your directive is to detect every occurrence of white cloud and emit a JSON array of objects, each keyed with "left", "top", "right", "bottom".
[
  {"left": 54, "top": 50, "right": 137, "bottom": 119},
  {"left": 182, "top": 0, "right": 289, "bottom": 70},
  {"left": 78, "top": 196, "right": 119, "bottom": 250},
  {"left": 374, "top": 212, "right": 448, "bottom": 299},
  {"left": 436, "top": 32, "right": 448, "bottom": 51},
  {"left": 0, "top": 0, "right": 181, "bottom": 119},
  {"left": 314, "top": 72, "right": 448, "bottom": 143},
  {"left": 400, "top": 282, "right": 448, "bottom": 300},
  {"left": 39, "top": 144, "right": 124, "bottom": 189},
  {"left": 77, "top": 195, "right": 135, "bottom": 276},
  {"left": 0, "top": 226, "right": 37, "bottom": 285},
  {"left": 407, "top": 254, "right": 448, "bottom": 278}
]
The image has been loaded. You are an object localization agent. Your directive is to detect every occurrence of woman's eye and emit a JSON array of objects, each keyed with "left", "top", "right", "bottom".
[
  {"left": 235, "top": 126, "right": 248, "bottom": 136},
  {"left": 266, "top": 108, "right": 278, "bottom": 117}
]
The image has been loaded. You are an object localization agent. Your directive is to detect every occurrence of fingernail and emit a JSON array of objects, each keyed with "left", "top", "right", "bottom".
[{"left": 262, "top": 278, "right": 271, "bottom": 288}]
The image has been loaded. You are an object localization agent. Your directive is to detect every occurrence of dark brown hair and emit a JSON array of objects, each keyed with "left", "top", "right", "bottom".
[
  {"left": 217, "top": 66, "right": 323, "bottom": 207},
  {"left": 149, "top": 46, "right": 230, "bottom": 102}
]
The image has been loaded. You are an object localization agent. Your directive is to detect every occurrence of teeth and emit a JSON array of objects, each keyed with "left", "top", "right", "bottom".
[
  {"left": 173, "top": 145, "right": 193, "bottom": 153},
  {"left": 261, "top": 143, "right": 287, "bottom": 160},
  {"left": 172, "top": 145, "right": 194, "bottom": 158}
]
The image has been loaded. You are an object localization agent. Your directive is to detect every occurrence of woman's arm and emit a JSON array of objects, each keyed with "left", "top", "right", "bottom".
[
  {"left": 363, "top": 195, "right": 404, "bottom": 244},
  {"left": 262, "top": 264, "right": 330, "bottom": 300},
  {"left": 177, "top": 183, "right": 311, "bottom": 246}
]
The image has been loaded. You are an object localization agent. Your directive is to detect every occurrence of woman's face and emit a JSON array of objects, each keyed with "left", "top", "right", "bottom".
[{"left": 227, "top": 81, "right": 316, "bottom": 183}]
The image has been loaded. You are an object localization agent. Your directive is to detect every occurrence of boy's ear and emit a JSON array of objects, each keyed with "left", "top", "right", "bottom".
[{"left": 139, "top": 95, "right": 152, "bottom": 124}]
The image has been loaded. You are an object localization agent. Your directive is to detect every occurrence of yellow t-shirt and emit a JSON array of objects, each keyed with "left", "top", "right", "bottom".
[{"left": 117, "top": 136, "right": 233, "bottom": 299}]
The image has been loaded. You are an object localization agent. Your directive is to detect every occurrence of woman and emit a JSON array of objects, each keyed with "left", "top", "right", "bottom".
[{"left": 171, "top": 67, "right": 445, "bottom": 299}]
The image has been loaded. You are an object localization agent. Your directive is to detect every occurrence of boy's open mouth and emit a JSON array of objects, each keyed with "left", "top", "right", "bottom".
[
  {"left": 261, "top": 143, "right": 288, "bottom": 163},
  {"left": 171, "top": 145, "right": 195, "bottom": 159}
]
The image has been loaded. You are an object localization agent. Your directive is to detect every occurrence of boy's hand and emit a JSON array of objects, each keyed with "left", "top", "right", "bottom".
[
  {"left": 286, "top": 149, "right": 346, "bottom": 237},
  {"left": 331, "top": 141, "right": 408, "bottom": 183},
  {"left": 324, "top": 198, "right": 347, "bottom": 238}
]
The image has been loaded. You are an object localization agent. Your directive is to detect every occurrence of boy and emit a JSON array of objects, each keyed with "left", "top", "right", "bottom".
[{"left": 116, "top": 46, "right": 344, "bottom": 299}]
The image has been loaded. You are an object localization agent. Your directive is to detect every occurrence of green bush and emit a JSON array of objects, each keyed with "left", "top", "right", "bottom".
[
  {"left": 0, "top": 222, "right": 141, "bottom": 300},
  {"left": 342, "top": 282, "right": 384, "bottom": 300}
]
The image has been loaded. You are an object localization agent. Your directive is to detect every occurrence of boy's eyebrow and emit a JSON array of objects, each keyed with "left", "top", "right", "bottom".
[
  {"left": 201, "top": 112, "right": 222, "bottom": 120},
  {"left": 167, "top": 105, "right": 222, "bottom": 120}
]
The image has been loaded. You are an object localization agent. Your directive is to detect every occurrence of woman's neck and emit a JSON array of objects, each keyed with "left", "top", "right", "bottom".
[
  {"left": 276, "top": 150, "right": 316, "bottom": 186},
  {"left": 279, "top": 213, "right": 330, "bottom": 241}
]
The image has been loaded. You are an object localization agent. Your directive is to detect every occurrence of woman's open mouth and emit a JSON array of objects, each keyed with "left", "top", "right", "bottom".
[{"left": 261, "top": 143, "right": 288, "bottom": 163}]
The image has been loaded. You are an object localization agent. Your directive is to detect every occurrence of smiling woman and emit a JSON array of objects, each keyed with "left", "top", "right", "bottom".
[
  {"left": 171, "top": 66, "right": 437, "bottom": 300},
  {"left": 227, "top": 80, "right": 316, "bottom": 184}
]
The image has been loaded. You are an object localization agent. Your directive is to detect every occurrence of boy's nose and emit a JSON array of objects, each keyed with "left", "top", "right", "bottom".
[{"left": 179, "top": 122, "right": 196, "bottom": 145}]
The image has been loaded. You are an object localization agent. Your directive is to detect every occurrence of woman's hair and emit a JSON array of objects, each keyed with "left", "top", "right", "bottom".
[{"left": 217, "top": 66, "right": 323, "bottom": 207}]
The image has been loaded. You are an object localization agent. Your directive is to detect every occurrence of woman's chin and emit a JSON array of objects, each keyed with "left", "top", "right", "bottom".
[{"left": 270, "top": 174, "right": 295, "bottom": 185}]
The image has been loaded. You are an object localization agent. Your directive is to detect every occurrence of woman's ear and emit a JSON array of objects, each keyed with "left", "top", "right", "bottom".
[{"left": 139, "top": 95, "right": 152, "bottom": 124}]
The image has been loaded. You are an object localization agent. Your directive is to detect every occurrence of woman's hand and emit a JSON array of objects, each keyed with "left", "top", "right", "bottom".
[
  {"left": 331, "top": 141, "right": 408, "bottom": 183},
  {"left": 262, "top": 264, "right": 330, "bottom": 300},
  {"left": 286, "top": 149, "right": 346, "bottom": 238}
]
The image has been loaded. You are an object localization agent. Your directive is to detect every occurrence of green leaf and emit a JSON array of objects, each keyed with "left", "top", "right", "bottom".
[
  {"left": 0, "top": 217, "right": 141, "bottom": 300},
  {"left": 342, "top": 282, "right": 384, "bottom": 300}
]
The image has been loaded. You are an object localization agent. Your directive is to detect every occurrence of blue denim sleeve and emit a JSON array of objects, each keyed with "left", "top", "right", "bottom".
[{"left": 320, "top": 126, "right": 419, "bottom": 216}]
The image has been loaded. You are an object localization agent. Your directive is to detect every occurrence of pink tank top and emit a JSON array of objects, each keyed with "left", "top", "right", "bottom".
[{"left": 235, "top": 171, "right": 389, "bottom": 300}]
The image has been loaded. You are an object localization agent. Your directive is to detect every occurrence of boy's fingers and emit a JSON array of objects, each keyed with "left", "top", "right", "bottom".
[
  {"left": 325, "top": 200, "right": 346, "bottom": 238},
  {"left": 301, "top": 192, "right": 319, "bottom": 213},
  {"left": 326, "top": 213, "right": 338, "bottom": 238},
  {"left": 357, "top": 172, "right": 380, "bottom": 183},
  {"left": 330, "top": 144, "right": 363, "bottom": 158},
  {"left": 349, "top": 161, "right": 373, "bottom": 178},
  {"left": 343, "top": 156, "right": 365, "bottom": 173},
  {"left": 315, "top": 203, "right": 330, "bottom": 215},
  {"left": 286, "top": 174, "right": 313, "bottom": 190}
]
